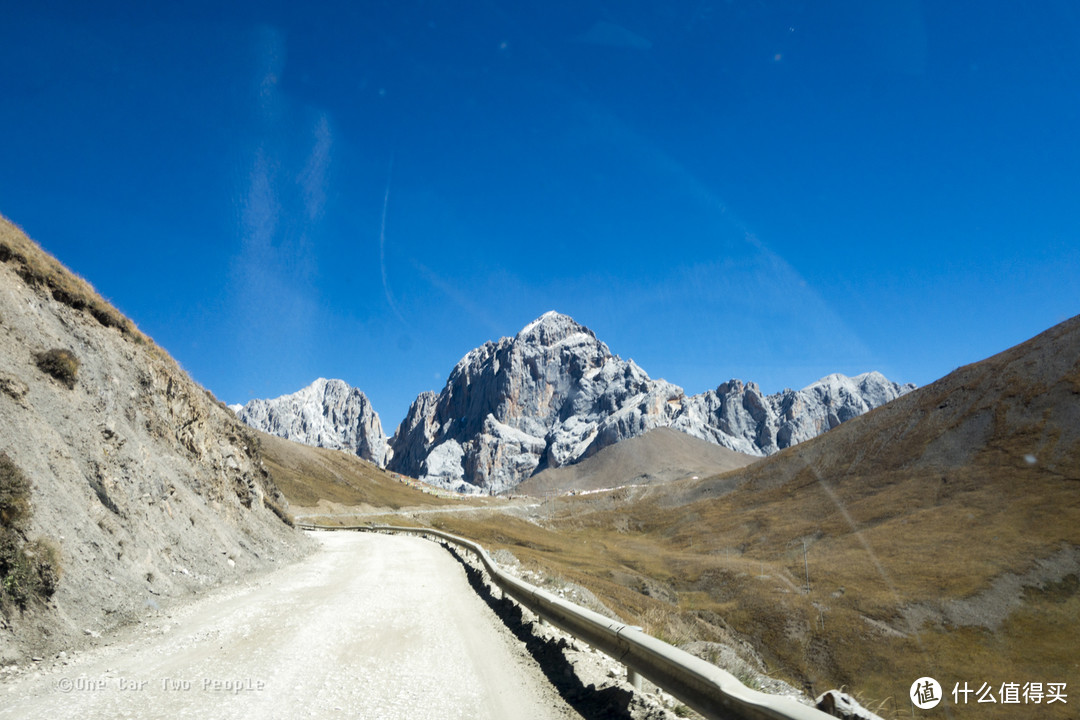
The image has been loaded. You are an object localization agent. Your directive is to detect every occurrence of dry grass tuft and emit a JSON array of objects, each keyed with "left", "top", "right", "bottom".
[
  {"left": 262, "top": 495, "right": 295, "bottom": 527},
  {"left": 0, "top": 451, "right": 31, "bottom": 531},
  {"left": 1, "top": 536, "right": 62, "bottom": 609},
  {"left": 34, "top": 348, "right": 80, "bottom": 389}
]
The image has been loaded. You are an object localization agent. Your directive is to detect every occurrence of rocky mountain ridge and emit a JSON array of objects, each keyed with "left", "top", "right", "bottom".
[
  {"left": 671, "top": 370, "right": 915, "bottom": 455},
  {"left": 234, "top": 311, "right": 912, "bottom": 494},
  {"left": 386, "top": 311, "right": 914, "bottom": 493},
  {"left": 234, "top": 378, "right": 388, "bottom": 467}
]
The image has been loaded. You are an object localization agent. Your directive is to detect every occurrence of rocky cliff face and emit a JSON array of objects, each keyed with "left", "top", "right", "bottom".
[
  {"left": 386, "top": 312, "right": 684, "bottom": 493},
  {"left": 235, "top": 379, "right": 388, "bottom": 467},
  {"left": 0, "top": 217, "right": 310, "bottom": 663},
  {"left": 672, "top": 371, "right": 916, "bottom": 455},
  {"left": 388, "top": 312, "right": 914, "bottom": 494}
]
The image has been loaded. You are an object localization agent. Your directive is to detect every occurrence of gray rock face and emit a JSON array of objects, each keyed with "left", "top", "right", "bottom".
[
  {"left": 673, "top": 372, "right": 916, "bottom": 456},
  {"left": 387, "top": 312, "right": 681, "bottom": 493},
  {"left": 235, "top": 379, "right": 389, "bottom": 467},
  {"left": 388, "top": 312, "right": 914, "bottom": 494}
]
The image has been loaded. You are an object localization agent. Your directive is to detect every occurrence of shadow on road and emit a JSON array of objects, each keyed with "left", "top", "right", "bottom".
[{"left": 442, "top": 544, "right": 642, "bottom": 720}]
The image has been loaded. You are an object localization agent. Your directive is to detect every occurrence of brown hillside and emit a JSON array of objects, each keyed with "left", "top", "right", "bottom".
[
  {"left": 516, "top": 426, "right": 758, "bottom": 496},
  {"left": 257, "top": 431, "right": 469, "bottom": 514},
  {"left": 690, "top": 313, "right": 1080, "bottom": 497}
]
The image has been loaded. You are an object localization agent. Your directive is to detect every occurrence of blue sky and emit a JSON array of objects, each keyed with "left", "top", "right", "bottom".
[{"left": 2, "top": 1, "right": 1078, "bottom": 433}]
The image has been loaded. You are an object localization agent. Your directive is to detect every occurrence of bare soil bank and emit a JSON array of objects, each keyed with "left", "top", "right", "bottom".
[{"left": 0, "top": 217, "right": 311, "bottom": 664}]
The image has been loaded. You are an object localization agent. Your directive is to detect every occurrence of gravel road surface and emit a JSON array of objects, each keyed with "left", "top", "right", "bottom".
[{"left": 1, "top": 531, "right": 583, "bottom": 720}]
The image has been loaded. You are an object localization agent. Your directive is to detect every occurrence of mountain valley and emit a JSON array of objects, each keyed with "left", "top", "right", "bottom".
[
  {"left": 378, "top": 315, "right": 1080, "bottom": 717},
  {"left": 2, "top": 215, "right": 1075, "bottom": 719}
]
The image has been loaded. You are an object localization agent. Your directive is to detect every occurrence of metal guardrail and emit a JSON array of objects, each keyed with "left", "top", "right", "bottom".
[{"left": 300, "top": 522, "right": 832, "bottom": 720}]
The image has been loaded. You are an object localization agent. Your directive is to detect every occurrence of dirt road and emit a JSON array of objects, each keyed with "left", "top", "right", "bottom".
[{"left": 1, "top": 531, "right": 583, "bottom": 719}]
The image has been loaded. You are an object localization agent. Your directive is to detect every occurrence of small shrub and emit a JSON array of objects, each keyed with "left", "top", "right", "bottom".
[
  {"left": 35, "top": 348, "right": 80, "bottom": 389},
  {"left": 0, "top": 453, "right": 62, "bottom": 611},
  {"left": 24, "top": 539, "right": 61, "bottom": 596},
  {"left": 0, "top": 529, "right": 19, "bottom": 576},
  {"left": 1, "top": 538, "right": 61, "bottom": 608},
  {"left": 264, "top": 496, "right": 295, "bottom": 527},
  {"left": 89, "top": 306, "right": 124, "bottom": 329},
  {"left": 0, "top": 452, "right": 30, "bottom": 531}
]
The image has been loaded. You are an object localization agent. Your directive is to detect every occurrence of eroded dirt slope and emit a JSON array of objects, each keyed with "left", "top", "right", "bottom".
[{"left": 0, "top": 217, "right": 311, "bottom": 663}]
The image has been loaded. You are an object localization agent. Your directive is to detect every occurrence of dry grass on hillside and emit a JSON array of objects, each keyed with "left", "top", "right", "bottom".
[
  {"left": 258, "top": 431, "right": 475, "bottom": 512},
  {"left": 0, "top": 217, "right": 138, "bottom": 338},
  {"left": 417, "top": 460, "right": 1078, "bottom": 718},
  {"left": 0, "top": 216, "right": 197, "bottom": 392}
]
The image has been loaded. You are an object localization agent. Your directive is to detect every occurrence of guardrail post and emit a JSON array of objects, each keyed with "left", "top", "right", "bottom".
[{"left": 622, "top": 625, "right": 644, "bottom": 690}]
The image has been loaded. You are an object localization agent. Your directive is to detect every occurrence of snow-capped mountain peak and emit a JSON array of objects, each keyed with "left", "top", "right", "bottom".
[{"left": 514, "top": 310, "right": 595, "bottom": 346}]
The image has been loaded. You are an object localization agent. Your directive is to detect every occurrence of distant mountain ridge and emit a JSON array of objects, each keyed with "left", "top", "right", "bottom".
[
  {"left": 672, "top": 371, "right": 915, "bottom": 455},
  {"left": 234, "top": 312, "right": 913, "bottom": 493},
  {"left": 386, "top": 311, "right": 915, "bottom": 493},
  {"left": 234, "top": 378, "right": 388, "bottom": 467}
]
